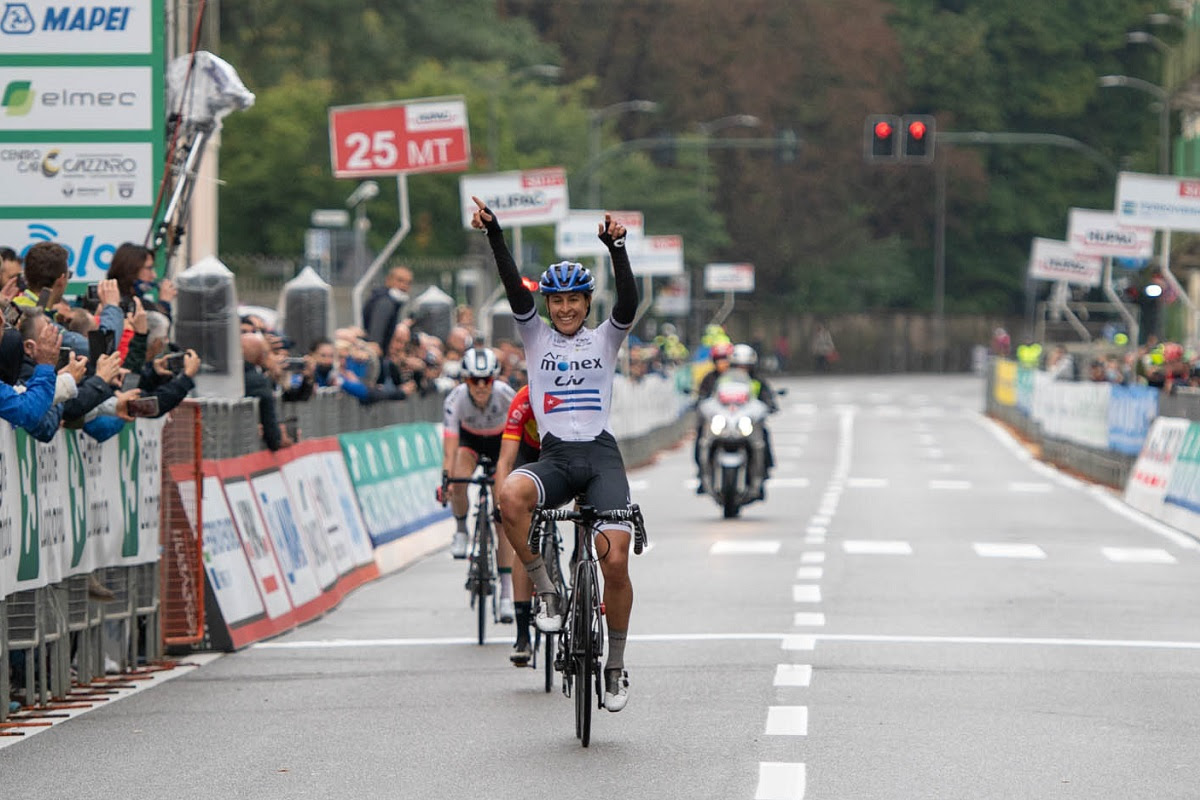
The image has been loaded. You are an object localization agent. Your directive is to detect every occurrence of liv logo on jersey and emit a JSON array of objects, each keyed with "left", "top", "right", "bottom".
[{"left": 543, "top": 389, "right": 603, "bottom": 414}]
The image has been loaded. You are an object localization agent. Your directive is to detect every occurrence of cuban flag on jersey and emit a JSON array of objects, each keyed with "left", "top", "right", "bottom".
[{"left": 544, "top": 389, "right": 603, "bottom": 413}]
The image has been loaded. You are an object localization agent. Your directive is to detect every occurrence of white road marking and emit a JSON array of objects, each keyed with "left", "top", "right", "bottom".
[
  {"left": 774, "top": 664, "right": 813, "bottom": 687},
  {"left": 795, "top": 566, "right": 823, "bottom": 580},
  {"left": 792, "top": 585, "right": 821, "bottom": 603},
  {"left": 1102, "top": 547, "right": 1177, "bottom": 564},
  {"left": 973, "top": 543, "right": 1047, "bottom": 559},
  {"left": 793, "top": 612, "right": 827, "bottom": 627},
  {"left": 805, "top": 526, "right": 827, "bottom": 535},
  {"left": 1009, "top": 481, "right": 1053, "bottom": 493},
  {"left": 768, "top": 478, "right": 811, "bottom": 489},
  {"left": 710, "top": 540, "right": 781, "bottom": 555},
  {"left": 781, "top": 635, "right": 816, "bottom": 650},
  {"left": 803, "top": 535, "right": 826, "bottom": 545},
  {"left": 929, "top": 479, "right": 971, "bottom": 490},
  {"left": 800, "top": 552, "right": 825, "bottom": 564},
  {"left": 810, "top": 515, "right": 830, "bottom": 525},
  {"left": 843, "top": 540, "right": 913, "bottom": 555},
  {"left": 253, "top": 632, "right": 1200, "bottom": 650},
  {"left": 847, "top": 477, "right": 888, "bottom": 488},
  {"left": 756, "top": 762, "right": 807, "bottom": 800},
  {"left": 765, "top": 706, "right": 809, "bottom": 735}
]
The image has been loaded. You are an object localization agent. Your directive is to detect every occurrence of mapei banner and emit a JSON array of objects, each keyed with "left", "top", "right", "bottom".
[{"left": 0, "top": 417, "right": 163, "bottom": 601}]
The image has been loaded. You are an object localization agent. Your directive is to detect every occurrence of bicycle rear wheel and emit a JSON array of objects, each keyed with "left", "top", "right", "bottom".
[{"left": 574, "top": 565, "right": 595, "bottom": 747}]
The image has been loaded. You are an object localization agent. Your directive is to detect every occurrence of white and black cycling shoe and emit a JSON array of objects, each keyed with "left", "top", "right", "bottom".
[
  {"left": 534, "top": 591, "right": 563, "bottom": 633},
  {"left": 604, "top": 668, "right": 628, "bottom": 712},
  {"left": 498, "top": 596, "right": 515, "bottom": 624},
  {"left": 449, "top": 531, "right": 468, "bottom": 559}
]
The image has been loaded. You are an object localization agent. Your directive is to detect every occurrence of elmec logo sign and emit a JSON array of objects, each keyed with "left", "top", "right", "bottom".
[
  {"left": 0, "top": 67, "right": 151, "bottom": 130},
  {"left": 0, "top": 1, "right": 150, "bottom": 54}
]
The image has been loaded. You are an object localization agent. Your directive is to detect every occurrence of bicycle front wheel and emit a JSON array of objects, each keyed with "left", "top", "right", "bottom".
[
  {"left": 475, "top": 513, "right": 492, "bottom": 646},
  {"left": 574, "top": 565, "right": 595, "bottom": 747}
]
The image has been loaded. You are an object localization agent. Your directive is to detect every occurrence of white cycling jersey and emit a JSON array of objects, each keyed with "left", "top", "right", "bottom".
[
  {"left": 442, "top": 380, "right": 516, "bottom": 439},
  {"left": 514, "top": 309, "right": 631, "bottom": 442}
]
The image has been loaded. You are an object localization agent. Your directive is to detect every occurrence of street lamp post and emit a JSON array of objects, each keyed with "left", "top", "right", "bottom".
[
  {"left": 1099, "top": 74, "right": 1170, "bottom": 174},
  {"left": 587, "top": 100, "right": 659, "bottom": 208}
]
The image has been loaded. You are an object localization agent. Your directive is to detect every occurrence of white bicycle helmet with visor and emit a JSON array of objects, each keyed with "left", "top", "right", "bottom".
[{"left": 461, "top": 347, "right": 501, "bottom": 379}]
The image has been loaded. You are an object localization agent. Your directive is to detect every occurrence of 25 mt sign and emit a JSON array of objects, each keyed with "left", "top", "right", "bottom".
[{"left": 328, "top": 96, "right": 470, "bottom": 178}]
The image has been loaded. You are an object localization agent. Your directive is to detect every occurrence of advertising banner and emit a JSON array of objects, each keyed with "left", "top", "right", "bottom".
[
  {"left": 1125, "top": 416, "right": 1190, "bottom": 517},
  {"left": 250, "top": 468, "right": 328, "bottom": 607},
  {"left": 329, "top": 96, "right": 471, "bottom": 178},
  {"left": 704, "top": 263, "right": 755, "bottom": 293},
  {"left": 556, "top": 210, "right": 644, "bottom": 257},
  {"left": 0, "top": 66, "right": 153, "bottom": 130},
  {"left": 0, "top": 1, "right": 154, "bottom": 54},
  {"left": 1116, "top": 171, "right": 1200, "bottom": 232},
  {"left": 1066, "top": 208, "right": 1154, "bottom": 259},
  {"left": 0, "top": 218, "right": 155, "bottom": 285},
  {"left": 1028, "top": 237, "right": 1102, "bottom": 287},
  {"left": 339, "top": 422, "right": 447, "bottom": 547},
  {"left": 193, "top": 475, "right": 265, "bottom": 629},
  {"left": 1161, "top": 421, "right": 1200, "bottom": 537},
  {"left": 992, "top": 359, "right": 1018, "bottom": 408},
  {"left": 1107, "top": 384, "right": 1159, "bottom": 456},
  {"left": 219, "top": 473, "right": 292, "bottom": 621},
  {"left": 0, "top": 142, "right": 154, "bottom": 207},
  {"left": 459, "top": 167, "right": 569, "bottom": 229},
  {"left": 635, "top": 235, "right": 684, "bottom": 277}
]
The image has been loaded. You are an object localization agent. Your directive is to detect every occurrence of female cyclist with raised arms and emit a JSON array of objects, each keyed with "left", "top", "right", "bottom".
[{"left": 471, "top": 195, "right": 637, "bottom": 713}]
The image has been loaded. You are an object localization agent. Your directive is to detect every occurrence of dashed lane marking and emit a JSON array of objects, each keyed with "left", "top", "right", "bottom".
[
  {"left": 1101, "top": 547, "right": 1177, "bottom": 564},
  {"left": 929, "top": 479, "right": 971, "bottom": 490},
  {"left": 765, "top": 706, "right": 809, "bottom": 736},
  {"left": 774, "top": 664, "right": 813, "bottom": 687},
  {"left": 1009, "top": 481, "right": 1054, "bottom": 493},
  {"left": 842, "top": 540, "right": 913, "bottom": 555},
  {"left": 800, "top": 552, "right": 825, "bottom": 564},
  {"left": 794, "top": 567, "right": 823, "bottom": 580},
  {"left": 756, "top": 762, "right": 807, "bottom": 800},
  {"left": 792, "top": 585, "right": 821, "bottom": 603},
  {"left": 847, "top": 477, "right": 888, "bottom": 488},
  {"left": 973, "top": 543, "right": 1047, "bottom": 559},
  {"left": 710, "top": 540, "right": 782, "bottom": 555},
  {"left": 793, "top": 612, "right": 827, "bottom": 627}
]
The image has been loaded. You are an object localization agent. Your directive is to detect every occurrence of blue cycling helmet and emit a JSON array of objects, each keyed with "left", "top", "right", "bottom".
[{"left": 538, "top": 261, "right": 595, "bottom": 294}]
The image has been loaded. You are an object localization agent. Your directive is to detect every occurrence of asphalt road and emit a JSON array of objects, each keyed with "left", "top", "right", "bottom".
[{"left": 4, "top": 373, "right": 1200, "bottom": 800}]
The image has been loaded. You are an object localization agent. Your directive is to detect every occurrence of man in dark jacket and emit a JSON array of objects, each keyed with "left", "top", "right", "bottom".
[
  {"left": 242, "top": 332, "right": 290, "bottom": 451},
  {"left": 361, "top": 265, "right": 413, "bottom": 348}
]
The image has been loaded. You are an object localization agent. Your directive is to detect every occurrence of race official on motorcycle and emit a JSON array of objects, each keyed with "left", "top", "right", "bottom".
[
  {"left": 694, "top": 342, "right": 734, "bottom": 491},
  {"left": 728, "top": 343, "right": 777, "bottom": 479}
]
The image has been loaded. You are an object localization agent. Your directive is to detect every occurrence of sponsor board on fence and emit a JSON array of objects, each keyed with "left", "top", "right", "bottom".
[
  {"left": 1, "top": 419, "right": 163, "bottom": 599},
  {"left": 339, "top": 422, "right": 447, "bottom": 547},
  {"left": 1107, "top": 384, "right": 1160, "bottom": 456},
  {"left": 1124, "top": 417, "right": 1189, "bottom": 518}
]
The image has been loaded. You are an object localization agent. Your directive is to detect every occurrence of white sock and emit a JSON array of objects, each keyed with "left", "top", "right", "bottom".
[{"left": 500, "top": 572, "right": 513, "bottom": 599}]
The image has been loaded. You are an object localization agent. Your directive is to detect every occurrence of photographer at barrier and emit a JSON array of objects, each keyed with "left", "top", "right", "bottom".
[
  {"left": 243, "top": 331, "right": 293, "bottom": 451},
  {"left": 13, "top": 243, "right": 125, "bottom": 359}
]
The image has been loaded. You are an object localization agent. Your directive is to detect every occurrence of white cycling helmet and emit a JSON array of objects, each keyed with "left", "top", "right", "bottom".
[
  {"left": 730, "top": 343, "right": 758, "bottom": 368},
  {"left": 461, "top": 347, "right": 501, "bottom": 379}
]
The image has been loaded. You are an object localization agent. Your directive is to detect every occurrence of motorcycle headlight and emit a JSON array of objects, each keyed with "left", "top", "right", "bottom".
[
  {"left": 710, "top": 415, "right": 728, "bottom": 435},
  {"left": 737, "top": 416, "right": 754, "bottom": 436}
]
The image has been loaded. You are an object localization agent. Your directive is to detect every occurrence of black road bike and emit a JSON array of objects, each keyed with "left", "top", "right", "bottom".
[
  {"left": 528, "top": 503, "right": 647, "bottom": 747},
  {"left": 529, "top": 512, "right": 568, "bottom": 693},
  {"left": 442, "top": 456, "right": 499, "bottom": 646}
]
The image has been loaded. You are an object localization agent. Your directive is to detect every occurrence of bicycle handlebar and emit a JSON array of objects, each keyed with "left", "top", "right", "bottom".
[{"left": 529, "top": 503, "right": 648, "bottom": 556}]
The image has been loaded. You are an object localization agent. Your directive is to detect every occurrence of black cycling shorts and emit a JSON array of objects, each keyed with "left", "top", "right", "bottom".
[
  {"left": 457, "top": 429, "right": 502, "bottom": 463},
  {"left": 513, "top": 431, "right": 630, "bottom": 523},
  {"left": 513, "top": 440, "right": 540, "bottom": 471}
]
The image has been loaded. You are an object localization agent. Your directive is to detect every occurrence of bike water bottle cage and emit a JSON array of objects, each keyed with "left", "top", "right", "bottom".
[{"left": 539, "top": 262, "right": 595, "bottom": 294}]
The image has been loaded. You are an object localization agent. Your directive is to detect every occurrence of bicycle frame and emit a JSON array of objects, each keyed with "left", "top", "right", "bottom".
[{"left": 444, "top": 456, "right": 498, "bottom": 646}]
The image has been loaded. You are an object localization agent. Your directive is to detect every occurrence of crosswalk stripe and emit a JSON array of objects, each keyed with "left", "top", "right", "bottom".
[
  {"left": 974, "top": 543, "right": 1047, "bottom": 559},
  {"left": 774, "top": 664, "right": 813, "bottom": 687},
  {"left": 1101, "top": 547, "right": 1177, "bottom": 564},
  {"left": 843, "top": 540, "right": 912, "bottom": 555},
  {"left": 792, "top": 585, "right": 821, "bottom": 603},
  {"left": 765, "top": 706, "right": 809, "bottom": 736}
]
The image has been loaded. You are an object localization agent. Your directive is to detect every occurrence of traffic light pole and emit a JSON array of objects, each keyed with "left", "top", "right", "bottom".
[{"left": 933, "top": 157, "right": 946, "bottom": 371}]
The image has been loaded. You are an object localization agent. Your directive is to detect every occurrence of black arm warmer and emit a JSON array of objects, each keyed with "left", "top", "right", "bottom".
[
  {"left": 607, "top": 238, "right": 638, "bottom": 327},
  {"left": 483, "top": 212, "right": 535, "bottom": 318}
]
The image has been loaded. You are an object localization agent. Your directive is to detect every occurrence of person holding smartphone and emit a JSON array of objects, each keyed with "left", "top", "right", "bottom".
[{"left": 14, "top": 242, "right": 124, "bottom": 359}]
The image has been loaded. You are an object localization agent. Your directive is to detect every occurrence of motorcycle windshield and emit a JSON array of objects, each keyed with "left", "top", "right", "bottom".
[{"left": 715, "top": 376, "right": 752, "bottom": 407}]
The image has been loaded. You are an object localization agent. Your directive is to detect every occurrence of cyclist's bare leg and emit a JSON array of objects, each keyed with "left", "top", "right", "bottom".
[
  {"left": 449, "top": 448, "right": 479, "bottom": 521},
  {"left": 497, "top": 472, "right": 539, "bottom": 566},
  {"left": 597, "top": 527, "right": 633, "bottom": 632}
]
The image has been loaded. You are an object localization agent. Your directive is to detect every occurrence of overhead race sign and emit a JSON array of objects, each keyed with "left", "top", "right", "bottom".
[
  {"left": 459, "top": 167, "right": 568, "bottom": 229},
  {"left": 636, "top": 235, "right": 684, "bottom": 276},
  {"left": 1067, "top": 208, "right": 1154, "bottom": 258},
  {"left": 1115, "top": 171, "right": 1200, "bottom": 232},
  {"left": 555, "top": 209, "right": 644, "bottom": 258},
  {"left": 0, "top": 1, "right": 153, "bottom": 54},
  {"left": 1028, "top": 237, "right": 1102, "bottom": 287},
  {"left": 329, "top": 96, "right": 470, "bottom": 178},
  {"left": 704, "top": 262, "right": 755, "bottom": 293}
]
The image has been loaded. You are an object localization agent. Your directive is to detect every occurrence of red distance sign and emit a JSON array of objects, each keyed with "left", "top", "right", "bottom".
[{"left": 328, "top": 96, "right": 470, "bottom": 178}]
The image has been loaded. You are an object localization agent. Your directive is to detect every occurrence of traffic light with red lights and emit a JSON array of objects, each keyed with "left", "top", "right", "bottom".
[
  {"left": 864, "top": 114, "right": 936, "bottom": 164},
  {"left": 865, "top": 115, "right": 899, "bottom": 161},
  {"left": 902, "top": 115, "right": 935, "bottom": 162}
]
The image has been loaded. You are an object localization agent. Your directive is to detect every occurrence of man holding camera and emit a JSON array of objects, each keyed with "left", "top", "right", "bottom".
[{"left": 12, "top": 242, "right": 124, "bottom": 358}]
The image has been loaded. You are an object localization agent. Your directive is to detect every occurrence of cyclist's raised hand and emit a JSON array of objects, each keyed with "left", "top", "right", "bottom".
[{"left": 470, "top": 196, "right": 499, "bottom": 233}]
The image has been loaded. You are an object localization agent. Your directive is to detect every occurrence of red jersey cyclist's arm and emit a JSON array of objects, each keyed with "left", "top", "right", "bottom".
[{"left": 482, "top": 209, "right": 535, "bottom": 319}]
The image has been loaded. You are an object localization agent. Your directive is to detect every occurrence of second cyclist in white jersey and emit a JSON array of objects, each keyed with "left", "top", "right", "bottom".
[
  {"left": 438, "top": 347, "right": 518, "bottom": 619},
  {"left": 471, "top": 195, "right": 638, "bottom": 712}
]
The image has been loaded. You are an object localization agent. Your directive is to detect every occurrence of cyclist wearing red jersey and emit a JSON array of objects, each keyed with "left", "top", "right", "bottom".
[
  {"left": 495, "top": 384, "right": 541, "bottom": 665},
  {"left": 472, "top": 196, "right": 637, "bottom": 712}
]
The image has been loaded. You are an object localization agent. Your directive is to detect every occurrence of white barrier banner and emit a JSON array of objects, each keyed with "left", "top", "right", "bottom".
[
  {"left": 281, "top": 454, "right": 355, "bottom": 577},
  {"left": 320, "top": 451, "right": 375, "bottom": 567},
  {"left": 1030, "top": 374, "right": 1110, "bottom": 450},
  {"left": 251, "top": 470, "right": 330, "bottom": 604},
  {"left": 222, "top": 477, "right": 293, "bottom": 620},
  {"left": 0, "top": 427, "right": 20, "bottom": 600},
  {"left": 195, "top": 476, "right": 265, "bottom": 626},
  {"left": 1124, "top": 417, "right": 1189, "bottom": 518}
]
